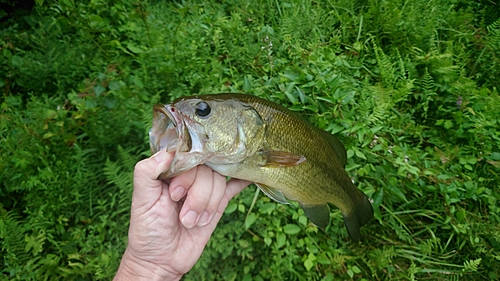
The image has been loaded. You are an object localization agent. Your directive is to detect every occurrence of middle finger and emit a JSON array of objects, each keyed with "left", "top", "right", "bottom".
[{"left": 179, "top": 166, "right": 214, "bottom": 228}]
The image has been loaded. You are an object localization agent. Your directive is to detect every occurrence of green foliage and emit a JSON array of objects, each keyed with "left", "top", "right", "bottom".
[{"left": 1, "top": 0, "right": 500, "bottom": 280}]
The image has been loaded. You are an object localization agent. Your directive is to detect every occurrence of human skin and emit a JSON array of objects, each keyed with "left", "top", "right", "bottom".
[{"left": 113, "top": 149, "right": 250, "bottom": 281}]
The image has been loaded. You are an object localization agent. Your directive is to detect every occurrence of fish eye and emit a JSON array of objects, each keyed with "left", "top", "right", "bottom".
[{"left": 195, "top": 101, "right": 211, "bottom": 118}]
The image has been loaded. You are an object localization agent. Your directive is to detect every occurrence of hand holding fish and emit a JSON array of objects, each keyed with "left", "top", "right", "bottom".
[{"left": 114, "top": 149, "right": 250, "bottom": 281}]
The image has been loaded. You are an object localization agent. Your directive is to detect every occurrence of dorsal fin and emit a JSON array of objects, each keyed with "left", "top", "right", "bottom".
[{"left": 318, "top": 129, "right": 347, "bottom": 167}]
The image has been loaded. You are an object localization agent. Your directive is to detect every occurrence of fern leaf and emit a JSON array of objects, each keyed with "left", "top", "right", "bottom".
[
  {"left": 462, "top": 258, "right": 481, "bottom": 272},
  {"left": 486, "top": 18, "right": 500, "bottom": 50},
  {"left": 0, "top": 205, "right": 31, "bottom": 271},
  {"left": 420, "top": 68, "right": 436, "bottom": 94},
  {"left": 102, "top": 146, "right": 142, "bottom": 220},
  {"left": 373, "top": 40, "right": 396, "bottom": 88}
]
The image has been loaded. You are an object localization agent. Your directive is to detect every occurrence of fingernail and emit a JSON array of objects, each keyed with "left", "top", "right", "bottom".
[
  {"left": 153, "top": 150, "right": 169, "bottom": 163},
  {"left": 170, "top": 186, "right": 186, "bottom": 202},
  {"left": 181, "top": 210, "right": 198, "bottom": 229},
  {"left": 197, "top": 211, "right": 209, "bottom": 227}
]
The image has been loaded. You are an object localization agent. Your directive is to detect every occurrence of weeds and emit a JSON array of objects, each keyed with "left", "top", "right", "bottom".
[{"left": 1, "top": 0, "right": 499, "bottom": 280}]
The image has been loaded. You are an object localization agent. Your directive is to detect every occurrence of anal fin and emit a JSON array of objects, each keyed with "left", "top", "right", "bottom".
[{"left": 300, "top": 204, "right": 330, "bottom": 229}]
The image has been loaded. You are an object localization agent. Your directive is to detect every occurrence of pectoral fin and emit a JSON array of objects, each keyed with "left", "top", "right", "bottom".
[
  {"left": 255, "top": 183, "right": 289, "bottom": 204},
  {"left": 300, "top": 204, "right": 330, "bottom": 229},
  {"left": 261, "top": 151, "right": 306, "bottom": 167}
]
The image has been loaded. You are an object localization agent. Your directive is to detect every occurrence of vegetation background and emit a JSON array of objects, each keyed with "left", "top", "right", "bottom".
[{"left": 1, "top": 0, "right": 499, "bottom": 280}]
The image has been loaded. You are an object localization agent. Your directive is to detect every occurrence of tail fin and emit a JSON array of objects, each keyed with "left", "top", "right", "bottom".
[{"left": 343, "top": 195, "right": 373, "bottom": 242}]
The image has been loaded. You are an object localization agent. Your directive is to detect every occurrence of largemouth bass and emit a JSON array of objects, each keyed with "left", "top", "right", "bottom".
[{"left": 149, "top": 93, "right": 373, "bottom": 241}]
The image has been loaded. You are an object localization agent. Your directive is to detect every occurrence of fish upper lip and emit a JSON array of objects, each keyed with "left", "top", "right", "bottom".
[
  {"left": 150, "top": 104, "right": 183, "bottom": 154},
  {"left": 151, "top": 103, "right": 205, "bottom": 178},
  {"left": 153, "top": 104, "right": 179, "bottom": 127}
]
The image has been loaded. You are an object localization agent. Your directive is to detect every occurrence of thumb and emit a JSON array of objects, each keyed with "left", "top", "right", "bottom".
[{"left": 132, "top": 149, "right": 174, "bottom": 208}]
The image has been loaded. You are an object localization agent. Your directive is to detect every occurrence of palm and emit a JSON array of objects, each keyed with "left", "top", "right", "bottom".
[{"left": 124, "top": 161, "right": 249, "bottom": 278}]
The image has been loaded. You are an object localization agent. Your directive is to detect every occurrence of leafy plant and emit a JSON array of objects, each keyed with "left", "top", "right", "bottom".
[{"left": 1, "top": 0, "right": 499, "bottom": 280}]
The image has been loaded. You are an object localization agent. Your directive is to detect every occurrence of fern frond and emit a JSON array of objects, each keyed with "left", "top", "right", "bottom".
[
  {"left": 366, "top": 84, "right": 389, "bottom": 124},
  {"left": 395, "top": 48, "right": 408, "bottom": 81},
  {"left": 486, "top": 18, "right": 500, "bottom": 50},
  {"left": 102, "top": 146, "right": 140, "bottom": 192},
  {"left": 388, "top": 215, "right": 414, "bottom": 244},
  {"left": 416, "top": 68, "right": 437, "bottom": 119},
  {"left": 420, "top": 67, "right": 436, "bottom": 94},
  {"left": 0, "top": 205, "right": 30, "bottom": 269},
  {"left": 373, "top": 40, "right": 396, "bottom": 88},
  {"left": 103, "top": 146, "right": 141, "bottom": 219},
  {"left": 462, "top": 258, "right": 481, "bottom": 272}
]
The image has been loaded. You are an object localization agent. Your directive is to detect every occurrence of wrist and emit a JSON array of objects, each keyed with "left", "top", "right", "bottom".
[{"left": 114, "top": 249, "right": 182, "bottom": 281}]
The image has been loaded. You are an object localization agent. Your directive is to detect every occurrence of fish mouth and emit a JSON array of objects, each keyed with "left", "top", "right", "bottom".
[
  {"left": 149, "top": 103, "right": 206, "bottom": 179},
  {"left": 149, "top": 104, "right": 184, "bottom": 155}
]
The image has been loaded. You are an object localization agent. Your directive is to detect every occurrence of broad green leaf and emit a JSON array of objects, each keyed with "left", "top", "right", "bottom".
[
  {"left": 444, "top": 120, "right": 453, "bottom": 129},
  {"left": 282, "top": 72, "right": 299, "bottom": 82},
  {"left": 304, "top": 258, "right": 314, "bottom": 271},
  {"left": 243, "top": 75, "right": 252, "bottom": 92},
  {"left": 489, "top": 152, "right": 500, "bottom": 161},
  {"left": 45, "top": 109, "right": 57, "bottom": 119},
  {"left": 59, "top": 0, "right": 74, "bottom": 8},
  {"left": 467, "top": 157, "right": 477, "bottom": 164},
  {"left": 298, "top": 215, "right": 308, "bottom": 226},
  {"left": 325, "top": 123, "right": 344, "bottom": 135},
  {"left": 275, "top": 232, "right": 286, "bottom": 248},
  {"left": 347, "top": 149, "right": 354, "bottom": 158},
  {"left": 126, "top": 43, "right": 144, "bottom": 54},
  {"left": 94, "top": 85, "right": 105, "bottom": 97},
  {"left": 259, "top": 202, "right": 275, "bottom": 214},
  {"left": 351, "top": 265, "right": 361, "bottom": 274},
  {"left": 43, "top": 132, "right": 55, "bottom": 139},
  {"left": 283, "top": 224, "right": 301, "bottom": 235},
  {"left": 11, "top": 55, "right": 23, "bottom": 66},
  {"left": 264, "top": 236, "right": 272, "bottom": 246},
  {"left": 245, "top": 213, "right": 257, "bottom": 229},
  {"left": 355, "top": 149, "right": 367, "bottom": 160},
  {"left": 317, "top": 253, "right": 331, "bottom": 265},
  {"left": 224, "top": 201, "right": 237, "bottom": 214},
  {"left": 108, "top": 81, "right": 121, "bottom": 91}
]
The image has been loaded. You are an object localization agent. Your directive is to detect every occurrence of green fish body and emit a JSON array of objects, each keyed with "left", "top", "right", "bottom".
[{"left": 150, "top": 93, "right": 373, "bottom": 241}]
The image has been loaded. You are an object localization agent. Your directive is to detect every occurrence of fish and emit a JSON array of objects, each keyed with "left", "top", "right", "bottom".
[{"left": 149, "top": 93, "right": 373, "bottom": 241}]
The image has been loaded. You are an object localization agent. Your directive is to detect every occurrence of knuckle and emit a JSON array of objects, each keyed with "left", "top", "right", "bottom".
[{"left": 134, "top": 159, "right": 151, "bottom": 177}]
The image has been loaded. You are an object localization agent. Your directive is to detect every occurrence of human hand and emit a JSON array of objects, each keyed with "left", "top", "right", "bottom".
[{"left": 113, "top": 149, "right": 251, "bottom": 281}]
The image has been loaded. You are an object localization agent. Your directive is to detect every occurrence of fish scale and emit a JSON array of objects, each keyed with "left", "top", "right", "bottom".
[{"left": 234, "top": 95, "right": 357, "bottom": 207}]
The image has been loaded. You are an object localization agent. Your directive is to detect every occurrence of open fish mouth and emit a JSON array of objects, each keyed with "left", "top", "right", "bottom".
[
  {"left": 149, "top": 103, "right": 207, "bottom": 178},
  {"left": 149, "top": 104, "right": 184, "bottom": 155}
]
